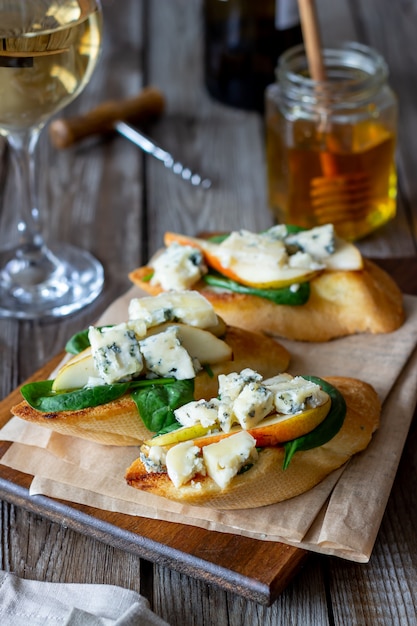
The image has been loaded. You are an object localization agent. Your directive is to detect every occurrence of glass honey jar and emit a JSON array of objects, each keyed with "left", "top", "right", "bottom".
[{"left": 265, "top": 42, "right": 398, "bottom": 241}]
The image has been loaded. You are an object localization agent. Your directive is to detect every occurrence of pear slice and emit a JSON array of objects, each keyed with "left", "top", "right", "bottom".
[
  {"left": 144, "top": 422, "right": 213, "bottom": 447},
  {"left": 145, "top": 323, "right": 233, "bottom": 364},
  {"left": 324, "top": 237, "right": 363, "bottom": 270},
  {"left": 52, "top": 321, "right": 232, "bottom": 393},
  {"left": 164, "top": 232, "right": 321, "bottom": 288},
  {"left": 207, "top": 315, "right": 227, "bottom": 337},
  {"left": 192, "top": 396, "right": 332, "bottom": 448},
  {"left": 52, "top": 347, "right": 97, "bottom": 392},
  {"left": 164, "top": 231, "right": 363, "bottom": 288},
  {"left": 146, "top": 396, "right": 331, "bottom": 448}
]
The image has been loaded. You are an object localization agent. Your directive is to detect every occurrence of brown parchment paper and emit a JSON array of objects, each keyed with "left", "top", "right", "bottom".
[{"left": 1, "top": 288, "right": 417, "bottom": 563}]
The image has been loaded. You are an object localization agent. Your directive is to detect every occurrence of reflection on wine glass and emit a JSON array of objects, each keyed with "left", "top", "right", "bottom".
[{"left": 0, "top": 0, "right": 104, "bottom": 319}]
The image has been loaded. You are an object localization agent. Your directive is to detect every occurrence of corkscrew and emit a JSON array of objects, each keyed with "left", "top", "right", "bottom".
[
  {"left": 49, "top": 87, "right": 212, "bottom": 189},
  {"left": 114, "top": 121, "right": 211, "bottom": 189}
]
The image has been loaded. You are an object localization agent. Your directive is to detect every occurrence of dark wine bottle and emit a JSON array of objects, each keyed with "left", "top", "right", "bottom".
[{"left": 203, "top": 0, "right": 303, "bottom": 112}]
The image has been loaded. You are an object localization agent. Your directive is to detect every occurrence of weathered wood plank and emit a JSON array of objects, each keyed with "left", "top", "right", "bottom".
[{"left": 153, "top": 556, "right": 331, "bottom": 626}]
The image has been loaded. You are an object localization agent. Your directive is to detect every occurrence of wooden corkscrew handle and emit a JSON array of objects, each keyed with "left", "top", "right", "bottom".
[{"left": 49, "top": 86, "right": 165, "bottom": 149}]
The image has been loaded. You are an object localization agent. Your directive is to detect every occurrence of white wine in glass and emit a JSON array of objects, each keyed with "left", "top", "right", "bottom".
[{"left": 0, "top": 0, "right": 104, "bottom": 319}]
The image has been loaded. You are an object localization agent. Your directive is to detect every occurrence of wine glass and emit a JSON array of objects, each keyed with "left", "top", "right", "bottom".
[{"left": 0, "top": 0, "right": 104, "bottom": 319}]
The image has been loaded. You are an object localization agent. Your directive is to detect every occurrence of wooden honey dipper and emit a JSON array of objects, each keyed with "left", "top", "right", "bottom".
[
  {"left": 297, "top": 0, "right": 370, "bottom": 226},
  {"left": 49, "top": 87, "right": 211, "bottom": 188}
]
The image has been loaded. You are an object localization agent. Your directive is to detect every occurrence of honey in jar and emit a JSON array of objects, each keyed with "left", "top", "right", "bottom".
[{"left": 265, "top": 43, "right": 398, "bottom": 241}]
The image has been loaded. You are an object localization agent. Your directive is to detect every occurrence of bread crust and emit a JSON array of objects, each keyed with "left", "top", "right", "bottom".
[
  {"left": 125, "top": 377, "right": 381, "bottom": 509},
  {"left": 11, "top": 326, "right": 290, "bottom": 446},
  {"left": 129, "top": 259, "right": 404, "bottom": 342}
]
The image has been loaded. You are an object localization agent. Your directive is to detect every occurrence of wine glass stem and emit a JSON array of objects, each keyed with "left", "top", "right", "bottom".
[
  {"left": 7, "top": 127, "right": 45, "bottom": 252},
  {"left": 2, "top": 126, "right": 64, "bottom": 288}
]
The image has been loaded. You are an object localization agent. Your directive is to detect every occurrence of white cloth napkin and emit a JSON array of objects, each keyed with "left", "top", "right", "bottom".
[{"left": 0, "top": 570, "right": 169, "bottom": 626}]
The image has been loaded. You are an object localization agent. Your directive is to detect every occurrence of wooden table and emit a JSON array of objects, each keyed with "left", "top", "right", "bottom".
[{"left": 1, "top": 1, "right": 416, "bottom": 623}]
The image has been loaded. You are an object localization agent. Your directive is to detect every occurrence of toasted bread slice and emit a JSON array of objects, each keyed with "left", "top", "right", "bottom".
[
  {"left": 125, "top": 377, "right": 381, "bottom": 508},
  {"left": 129, "top": 259, "right": 404, "bottom": 342},
  {"left": 11, "top": 326, "right": 290, "bottom": 446}
]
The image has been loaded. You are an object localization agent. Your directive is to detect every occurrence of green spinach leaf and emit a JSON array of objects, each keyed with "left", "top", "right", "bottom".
[
  {"left": 131, "top": 379, "right": 194, "bottom": 433},
  {"left": 205, "top": 226, "right": 310, "bottom": 305},
  {"left": 65, "top": 326, "right": 114, "bottom": 355},
  {"left": 21, "top": 380, "right": 130, "bottom": 412},
  {"left": 203, "top": 271, "right": 310, "bottom": 305},
  {"left": 283, "top": 377, "right": 347, "bottom": 469},
  {"left": 21, "top": 376, "right": 178, "bottom": 414}
]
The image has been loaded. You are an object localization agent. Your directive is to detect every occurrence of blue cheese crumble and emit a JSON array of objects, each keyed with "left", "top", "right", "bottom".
[
  {"left": 139, "top": 326, "right": 200, "bottom": 379},
  {"left": 150, "top": 242, "right": 207, "bottom": 290},
  {"left": 128, "top": 291, "right": 218, "bottom": 329},
  {"left": 218, "top": 368, "right": 263, "bottom": 432},
  {"left": 215, "top": 229, "right": 288, "bottom": 269},
  {"left": 174, "top": 398, "right": 220, "bottom": 428},
  {"left": 285, "top": 224, "right": 336, "bottom": 261},
  {"left": 140, "top": 445, "right": 167, "bottom": 473},
  {"left": 232, "top": 381, "right": 274, "bottom": 429},
  {"left": 202, "top": 431, "right": 258, "bottom": 489},
  {"left": 88, "top": 323, "right": 143, "bottom": 385},
  {"left": 166, "top": 441, "right": 206, "bottom": 488},
  {"left": 264, "top": 374, "right": 328, "bottom": 414}
]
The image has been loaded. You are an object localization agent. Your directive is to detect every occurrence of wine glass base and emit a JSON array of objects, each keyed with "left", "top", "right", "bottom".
[{"left": 0, "top": 243, "right": 104, "bottom": 320}]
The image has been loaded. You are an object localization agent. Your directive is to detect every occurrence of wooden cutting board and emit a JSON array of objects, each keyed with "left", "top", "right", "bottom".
[
  {"left": 0, "top": 349, "right": 308, "bottom": 607},
  {"left": 0, "top": 257, "right": 415, "bottom": 605}
]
